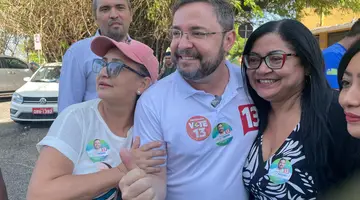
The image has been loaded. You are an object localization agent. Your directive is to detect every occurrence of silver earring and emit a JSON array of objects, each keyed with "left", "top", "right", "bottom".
[{"left": 136, "top": 90, "right": 141, "bottom": 95}]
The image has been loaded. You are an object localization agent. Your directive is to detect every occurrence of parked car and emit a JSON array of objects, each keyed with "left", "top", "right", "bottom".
[
  {"left": 10, "top": 62, "right": 62, "bottom": 123},
  {"left": 0, "top": 56, "right": 33, "bottom": 93}
]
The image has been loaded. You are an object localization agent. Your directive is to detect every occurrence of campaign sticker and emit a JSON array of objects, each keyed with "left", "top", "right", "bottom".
[
  {"left": 212, "top": 123, "right": 233, "bottom": 146},
  {"left": 86, "top": 139, "right": 110, "bottom": 162},
  {"left": 268, "top": 158, "right": 293, "bottom": 184},
  {"left": 238, "top": 104, "right": 259, "bottom": 135},
  {"left": 186, "top": 116, "right": 211, "bottom": 141}
]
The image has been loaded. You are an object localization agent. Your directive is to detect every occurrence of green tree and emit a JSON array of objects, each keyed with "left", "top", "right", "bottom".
[
  {"left": 228, "top": 23, "right": 247, "bottom": 65},
  {"left": 0, "top": 0, "right": 359, "bottom": 62}
]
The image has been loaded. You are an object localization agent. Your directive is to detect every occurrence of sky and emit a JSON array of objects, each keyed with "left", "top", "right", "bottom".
[
  {"left": 4, "top": 38, "right": 28, "bottom": 62},
  {"left": 252, "top": 12, "right": 286, "bottom": 29}
]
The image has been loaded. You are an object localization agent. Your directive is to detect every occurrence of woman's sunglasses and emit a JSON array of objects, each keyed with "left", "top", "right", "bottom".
[{"left": 92, "top": 58, "right": 147, "bottom": 78}]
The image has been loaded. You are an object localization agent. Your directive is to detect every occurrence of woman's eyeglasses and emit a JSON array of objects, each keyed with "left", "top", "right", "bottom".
[{"left": 243, "top": 52, "right": 297, "bottom": 70}]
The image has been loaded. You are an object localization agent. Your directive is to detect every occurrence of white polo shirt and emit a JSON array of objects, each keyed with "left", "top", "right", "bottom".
[{"left": 133, "top": 61, "right": 259, "bottom": 200}]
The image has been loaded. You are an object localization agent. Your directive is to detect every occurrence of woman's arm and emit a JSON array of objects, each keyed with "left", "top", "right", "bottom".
[{"left": 27, "top": 146, "right": 125, "bottom": 200}]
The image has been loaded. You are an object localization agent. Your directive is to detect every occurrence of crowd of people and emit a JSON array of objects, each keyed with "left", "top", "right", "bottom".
[{"left": 0, "top": 0, "right": 359, "bottom": 199}]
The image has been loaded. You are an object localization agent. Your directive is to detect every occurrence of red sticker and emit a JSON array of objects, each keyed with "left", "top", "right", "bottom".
[
  {"left": 238, "top": 104, "right": 259, "bottom": 135},
  {"left": 186, "top": 116, "right": 212, "bottom": 141}
]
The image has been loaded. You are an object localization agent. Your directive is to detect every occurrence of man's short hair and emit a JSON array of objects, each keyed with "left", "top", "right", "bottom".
[
  {"left": 347, "top": 19, "right": 360, "bottom": 37},
  {"left": 172, "top": 0, "right": 234, "bottom": 31},
  {"left": 92, "top": 0, "right": 132, "bottom": 19}
]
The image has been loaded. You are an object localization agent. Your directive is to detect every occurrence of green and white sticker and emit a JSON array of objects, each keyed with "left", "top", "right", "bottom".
[
  {"left": 212, "top": 123, "right": 233, "bottom": 146},
  {"left": 268, "top": 158, "right": 293, "bottom": 184}
]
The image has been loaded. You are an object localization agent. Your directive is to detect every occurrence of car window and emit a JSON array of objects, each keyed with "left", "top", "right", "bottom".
[
  {"left": 3, "top": 58, "right": 28, "bottom": 69},
  {"left": 31, "top": 66, "right": 61, "bottom": 82}
]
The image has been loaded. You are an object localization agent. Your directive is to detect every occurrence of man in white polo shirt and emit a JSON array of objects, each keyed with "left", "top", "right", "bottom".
[{"left": 118, "top": 0, "right": 259, "bottom": 199}]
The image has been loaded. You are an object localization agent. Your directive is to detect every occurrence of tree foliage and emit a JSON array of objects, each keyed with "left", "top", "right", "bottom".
[
  {"left": 0, "top": 0, "right": 358, "bottom": 62},
  {"left": 0, "top": 0, "right": 95, "bottom": 62},
  {"left": 227, "top": 23, "right": 246, "bottom": 63},
  {"left": 0, "top": 29, "right": 21, "bottom": 56}
]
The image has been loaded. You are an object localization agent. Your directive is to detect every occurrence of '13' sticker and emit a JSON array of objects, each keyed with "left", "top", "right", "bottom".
[
  {"left": 238, "top": 104, "right": 259, "bottom": 135},
  {"left": 186, "top": 116, "right": 211, "bottom": 141}
]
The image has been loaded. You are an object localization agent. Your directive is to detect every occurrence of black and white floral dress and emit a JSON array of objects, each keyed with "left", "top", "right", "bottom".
[{"left": 243, "top": 123, "right": 317, "bottom": 200}]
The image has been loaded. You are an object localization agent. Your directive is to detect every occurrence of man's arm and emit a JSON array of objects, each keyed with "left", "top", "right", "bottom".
[
  {"left": 133, "top": 97, "right": 167, "bottom": 199},
  {"left": 0, "top": 168, "right": 8, "bottom": 200},
  {"left": 148, "top": 169, "right": 167, "bottom": 200},
  {"left": 58, "top": 47, "right": 86, "bottom": 113}
]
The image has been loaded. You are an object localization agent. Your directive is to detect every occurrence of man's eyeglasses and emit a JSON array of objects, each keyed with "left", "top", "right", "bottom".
[
  {"left": 243, "top": 52, "right": 297, "bottom": 70},
  {"left": 92, "top": 59, "right": 147, "bottom": 78},
  {"left": 168, "top": 29, "right": 228, "bottom": 40}
]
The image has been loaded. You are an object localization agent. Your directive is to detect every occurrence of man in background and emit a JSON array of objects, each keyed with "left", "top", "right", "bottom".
[
  {"left": 323, "top": 19, "right": 360, "bottom": 89},
  {"left": 159, "top": 51, "right": 176, "bottom": 79},
  {"left": 58, "top": 0, "right": 133, "bottom": 112}
]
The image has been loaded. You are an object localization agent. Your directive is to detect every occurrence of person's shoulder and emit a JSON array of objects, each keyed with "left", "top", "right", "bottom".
[
  {"left": 323, "top": 50, "right": 342, "bottom": 57},
  {"left": 323, "top": 49, "right": 343, "bottom": 68},
  {"left": 59, "top": 99, "right": 99, "bottom": 119},
  {"left": 144, "top": 74, "right": 176, "bottom": 95},
  {"left": 137, "top": 73, "right": 177, "bottom": 106},
  {"left": 226, "top": 60, "right": 245, "bottom": 86},
  {"left": 226, "top": 60, "right": 242, "bottom": 73},
  {"left": 323, "top": 43, "right": 338, "bottom": 52},
  {"left": 323, "top": 43, "right": 345, "bottom": 56},
  {"left": 65, "top": 36, "right": 96, "bottom": 54}
]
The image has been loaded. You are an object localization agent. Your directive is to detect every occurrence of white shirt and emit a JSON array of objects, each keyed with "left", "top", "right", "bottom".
[
  {"left": 37, "top": 98, "right": 133, "bottom": 175},
  {"left": 134, "top": 61, "right": 259, "bottom": 200}
]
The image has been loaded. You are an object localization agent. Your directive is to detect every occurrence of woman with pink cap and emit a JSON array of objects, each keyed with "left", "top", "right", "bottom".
[{"left": 27, "top": 37, "right": 164, "bottom": 200}]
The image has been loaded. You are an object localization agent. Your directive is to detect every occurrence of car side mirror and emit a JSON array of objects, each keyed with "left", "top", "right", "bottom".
[{"left": 23, "top": 77, "right": 30, "bottom": 82}]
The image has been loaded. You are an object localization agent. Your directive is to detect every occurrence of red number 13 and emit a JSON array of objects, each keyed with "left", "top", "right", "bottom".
[{"left": 238, "top": 104, "right": 259, "bottom": 135}]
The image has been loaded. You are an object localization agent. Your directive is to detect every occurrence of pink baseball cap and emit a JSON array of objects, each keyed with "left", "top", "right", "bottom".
[{"left": 91, "top": 36, "right": 159, "bottom": 83}]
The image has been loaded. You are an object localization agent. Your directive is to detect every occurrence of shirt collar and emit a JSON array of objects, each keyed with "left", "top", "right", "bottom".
[
  {"left": 95, "top": 30, "right": 101, "bottom": 36},
  {"left": 175, "top": 60, "right": 243, "bottom": 99}
]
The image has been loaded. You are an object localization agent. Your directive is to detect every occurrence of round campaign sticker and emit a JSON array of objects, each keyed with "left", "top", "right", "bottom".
[
  {"left": 186, "top": 116, "right": 211, "bottom": 141},
  {"left": 268, "top": 158, "right": 293, "bottom": 184},
  {"left": 212, "top": 123, "right": 233, "bottom": 146},
  {"left": 86, "top": 139, "right": 110, "bottom": 162}
]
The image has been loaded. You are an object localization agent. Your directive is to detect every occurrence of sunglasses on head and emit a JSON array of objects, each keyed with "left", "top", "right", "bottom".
[{"left": 92, "top": 58, "right": 147, "bottom": 78}]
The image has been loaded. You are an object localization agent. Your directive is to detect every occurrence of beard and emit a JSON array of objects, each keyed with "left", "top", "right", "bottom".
[
  {"left": 105, "top": 28, "right": 126, "bottom": 42},
  {"left": 103, "top": 20, "right": 127, "bottom": 42},
  {"left": 173, "top": 39, "right": 225, "bottom": 81}
]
